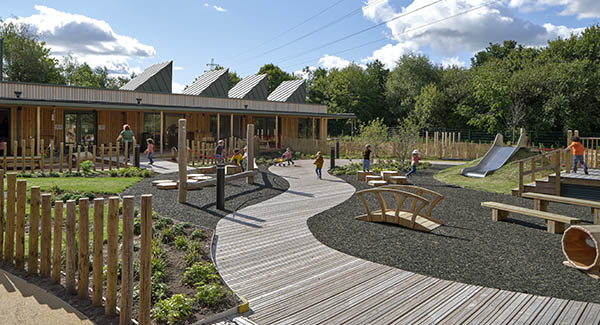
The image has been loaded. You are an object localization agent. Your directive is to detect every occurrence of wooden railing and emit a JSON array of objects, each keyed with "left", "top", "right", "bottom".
[
  {"left": 0, "top": 171, "right": 153, "bottom": 323},
  {"left": 517, "top": 148, "right": 571, "bottom": 196}
]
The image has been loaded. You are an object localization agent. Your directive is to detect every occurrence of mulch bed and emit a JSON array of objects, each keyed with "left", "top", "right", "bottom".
[
  {"left": 123, "top": 166, "right": 290, "bottom": 230},
  {"left": 307, "top": 165, "right": 600, "bottom": 304}
]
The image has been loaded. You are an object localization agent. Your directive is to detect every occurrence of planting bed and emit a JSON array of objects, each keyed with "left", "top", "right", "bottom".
[{"left": 308, "top": 165, "right": 600, "bottom": 304}]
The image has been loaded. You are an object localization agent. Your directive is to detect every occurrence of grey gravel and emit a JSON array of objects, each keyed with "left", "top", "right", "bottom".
[
  {"left": 123, "top": 166, "right": 289, "bottom": 230},
  {"left": 308, "top": 165, "right": 600, "bottom": 304}
]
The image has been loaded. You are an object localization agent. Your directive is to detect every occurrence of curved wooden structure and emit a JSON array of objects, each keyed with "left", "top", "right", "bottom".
[
  {"left": 382, "top": 185, "right": 444, "bottom": 224},
  {"left": 355, "top": 186, "right": 443, "bottom": 232},
  {"left": 562, "top": 225, "right": 600, "bottom": 271}
]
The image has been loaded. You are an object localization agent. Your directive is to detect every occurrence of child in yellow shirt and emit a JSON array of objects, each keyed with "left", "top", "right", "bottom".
[
  {"left": 314, "top": 151, "right": 324, "bottom": 179},
  {"left": 230, "top": 149, "right": 244, "bottom": 170}
]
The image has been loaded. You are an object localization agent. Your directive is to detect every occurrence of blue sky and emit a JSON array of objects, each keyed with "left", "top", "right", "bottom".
[{"left": 2, "top": 0, "right": 599, "bottom": 92}]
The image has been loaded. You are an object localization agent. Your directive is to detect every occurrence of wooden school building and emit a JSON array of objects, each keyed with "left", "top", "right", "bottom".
[{"left": 0, "top": 61, "right": 353, "bottom": 156}]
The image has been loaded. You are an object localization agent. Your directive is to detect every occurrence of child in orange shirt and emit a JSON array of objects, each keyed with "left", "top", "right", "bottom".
[{"left": 567, "top": 136, "right": 588, "bottom": 175}]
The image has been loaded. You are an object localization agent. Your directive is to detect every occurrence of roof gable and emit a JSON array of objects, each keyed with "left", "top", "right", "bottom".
[
  {"left": 267, "top": 79, "right": 306, "bottom": 103},
  {"left": 228, "top": 74, "right": 267, "bottom": 100},
  {"left": 120, "top": 61, "right": 172, "bottom": 93},
  {"left": 182, "top": 69, "right": 229, "bottom": 97}
]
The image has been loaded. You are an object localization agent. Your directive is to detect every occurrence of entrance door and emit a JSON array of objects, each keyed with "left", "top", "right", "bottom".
[
  {"left": 65, "top": 111, "right": 97, "bottom": 146},
  {"left": 164, "top": 114, "right": 184, "bottom": 150},
  {"left": 0, "top": 109, "right": 9, "bottom": 154}
]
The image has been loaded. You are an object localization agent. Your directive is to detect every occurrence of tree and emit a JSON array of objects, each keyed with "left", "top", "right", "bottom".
[
  {"left": 213, "top": 65, "right": 241, "bottom": 90},
  {"left": 0, "top": 21, "right": 64, "bottom": 84},
  {"left": 61, "top": 54, "right": 130, "bottom": 89},
  {"left": 257, "top": 63, "right": 296, "bottom": 93}
]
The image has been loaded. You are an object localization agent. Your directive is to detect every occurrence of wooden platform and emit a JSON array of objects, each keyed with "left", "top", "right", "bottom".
[{"left": 214, "top": 160, "right": 600, "bottom": 324}]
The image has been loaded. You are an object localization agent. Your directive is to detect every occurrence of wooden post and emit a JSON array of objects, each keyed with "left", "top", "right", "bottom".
[
  {"left": 554, "top": 152, "right": 561, "bottom": 196},
  {"left": 0, "top": 171, "right": 3, "bottom": 260},
  {"left": 275, "top": 115, "right": 279, "bottom": 148},
  {"left": 92, "top": 198, "right": 104, "bottom": 307},
  {"left": 36, "top": 106, "right": 41, "bottom": 155},
  {"left": 92, "top": 145, "right": 97, "bottom": 171},
  {"left": 49, "top": 140, "right": 54, "bottom": 172},
  {"left": 40, "top": 139, "right": 44, "bottom": 170},
  {"left": 21, "top": 139, "right": 26, "bottom": 172},
  {"left": 178, "top": 119, "right": 187, "bottom": 203},
  {"left": 201, "top": 142, "right": 206, "bottom": 165},
  {"left": 68, "top": 144, "right": 73, "bottom": 173},
  {"left": 4, "top": 173, "right": 15, "bottom": 264},
  {"left": 51, "top": 201, "right": 63, "bottom": 285},
  {"left": 2, "top": 142, "right": 6, "bottom": 171},
  {"left": 108, "top": 143, "right": 113, "bottom": 170},
  {"left": 40, "top": 194, "right": 52, "bottom": 277},
  {"left": 13, "top": 140, "right": 17, "bottom": 171},
  {"left": 217, "top": 113, "right": 220, "bottom": 142},
  {"left": 139, "top": 194, "right": 152, "bottom": 325},
  {"left": 160, "top": 111, "right": 164, "bottom": 155},
  {"left": 100, "top": 144, "right": 105, "bottom": 171},
  {"left": 519, "top": 161, "right": 524, "bottom": 196},
  {"left": 124, "top": 141, "right": 129, "bottom": 167},
  {"left": 28, "top": 186, "right": 41, "bottom": 274},
  {"left": 76, "top": 145, "right": 81, "bottom": 171},
  {"left": 30, "top": 138, "right": 35, "bottom": 172},
  {"left": 105, "top": 197, "right": 119, "bottom": 315},
  {"left": 531, "top": 158, "right": 536, "bottom": 183},
  {"left": 247, "top": 124, "right": 255, "bottom": 184},
  {"left": 120, "top": 196, "right": 135, "bottom": 324},
  {"left": 116, "top": 141, "right": 120, "bottom": 168},
  {"left": 78, "top": 198, "right": 90, "bottom": 299},
  {"left": 65, "top": 200, "right": 76, "bottom": 294},
  {"left": 59, "top": 142, "right": 64, "bottom": 173},
  {"left": 15, "top": 180, "right": 26, "bottom": 270}
]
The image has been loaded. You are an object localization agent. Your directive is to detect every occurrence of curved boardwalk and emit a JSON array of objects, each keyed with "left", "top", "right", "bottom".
[{"left": 214, "top": 161, "right": 600, "bottom": 324}]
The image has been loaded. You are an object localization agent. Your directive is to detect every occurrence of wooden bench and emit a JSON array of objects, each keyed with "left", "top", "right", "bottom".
[
  {"left": 481, "top": 201, "right": 581, "bottom": 234},
  {"left": 522, "top": 192, "right": 600, "bottom": 225},
  {"left": 356, "top": 186, "right": 443, "bottom": 232}
]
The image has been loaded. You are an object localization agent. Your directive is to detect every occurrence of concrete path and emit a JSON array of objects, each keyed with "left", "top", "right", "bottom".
[
  {"left": 214, "top": 160, "right": 600, "bottom": 324},
  {"left": 0, "top": 269, "right": 92, "bottom": 324}
]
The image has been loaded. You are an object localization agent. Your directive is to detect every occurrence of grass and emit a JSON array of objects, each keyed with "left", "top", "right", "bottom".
[
  {"left": 4, "top": 177, "right": 142, "bottom": 194},
  {"left": 434, "top": 149, "right": 551, "bottom": 194}
]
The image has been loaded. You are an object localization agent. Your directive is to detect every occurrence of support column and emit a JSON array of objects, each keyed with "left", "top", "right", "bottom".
[
  {"left": 217, "top": 113, "right": 220, "bottom": 141},
  {"left": 230, "top": 113, "right": 234, "bottom": 139},
  {"left": 312, "top": 118, "right": 315, "bottom": 142},
  {"left": 246, "top": 124, "right": 254, "bottom": 184},
  {"left": 275, "top": 116, "right": 279, "bottom": 148},
  {"left": 36, "top": 106, "right": 41, "bottom": 155},
  {"left": 160, "top": 111, "right": 164, "bottom": 155},
  {"left": 178, "top": 119, "right": 187, "bottom": 203}
]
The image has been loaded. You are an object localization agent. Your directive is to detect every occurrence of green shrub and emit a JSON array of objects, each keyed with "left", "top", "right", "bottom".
[
  {"left": 80, "top": 160, "right": 94, "bottom": 175},
  {"left": 195, "top": 283, "right": 224, "bottom": 306},
  {"left": 181, "top": 262, "right": 218, "bottom": 286},
  {"left": 174, "top": 236, "right": 187, "bottom": 250},
  {"left": 171, "top": 224, "right": 185, "bottom": 236},
  {"left": 133, "top": 217, "right": 141, "bottom": 236},
  {"left": 190, "top": 229, "right": 206, "bottom": 241},
  {"left": 155, "top": 217, "right": 174, "bottom": 231},
  {"left": 152, "top": 294, "right": 193, "bottom": 324},
  {"left": 160, "top": 229, "right": 175, "bottom": 244},
  {"left": 184, "top": 241, "right": 203, "bottom": 266},
  {"left": 109, "top": 169, "right": 119, "bottom": 177}
]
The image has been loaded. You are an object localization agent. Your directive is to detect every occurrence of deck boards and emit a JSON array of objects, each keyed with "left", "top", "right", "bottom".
[{"left": 214, "top": 161, "right": 600, "bottom": 324}]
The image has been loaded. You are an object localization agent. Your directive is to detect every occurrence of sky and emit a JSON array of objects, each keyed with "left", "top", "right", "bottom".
[{"left": 2, "top": 0, "right": 599, "bottom": 93}]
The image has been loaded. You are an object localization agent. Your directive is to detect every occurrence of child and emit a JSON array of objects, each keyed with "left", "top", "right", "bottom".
[
  {"left": 405, "top": 149, "right": 421, "bottom": 178},
  {"left": 567, "top": 136, "right": 588, "bottom": 174},
  {"left": 284, "top": 147, "right": 294, "bottom": 166},
  {"left": 215, "top": 140, "right": 224, "bottom": 164},
  {"left": 144, "top": 138, "right": 154, "bottom": 165},
  {"left": 363, "top": 144, "right": 372, "bottom": 172},
  {"left": 230, "top": 149, "right": 243, "bottom": 169},
  {"left": 314, "top": 151, "right": 324, "bottom": 179},
  {"left": 273, "top": 158, "right": 285, "bottom": 167}
]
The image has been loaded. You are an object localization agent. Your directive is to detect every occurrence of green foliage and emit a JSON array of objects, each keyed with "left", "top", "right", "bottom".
[
  {"left": 184, "top": 241, "right": 204, "bottom": 267},
  {"left": 181, "top": 262, "right": 219, "bottom": 287},
  {"left": 133, "top": 217, "right": 141, "bottom": 236},
  {"left": 79, "top": 160, "right": 94, "bottom": 175},
  {"left": 174, "top": 236, "right": 187, "bottom": 250},
  {"left": 152, "top": 294, "right": 194, "bottom": 324},
  {"left": 329, "top": 160, "right": 430, "bottom": 176},
  {"left": 155, "top": 217, "right": 174, "bottom": 231},
  {"left": 195, "top": 283, "right": 225, "bottom": 306},
  {"left": 257, "top": 63, "right": 297, "bottom": 93},
  {"left": 357, "top": 118, "right": 389, "bottom": 146},
  {"left": 190, "top": 229, "right": 206, "bottom": 241}
]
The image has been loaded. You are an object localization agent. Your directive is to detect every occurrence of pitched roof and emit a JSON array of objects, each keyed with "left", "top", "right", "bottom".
[
  {"left": 267, "top": 79, "right": 306, "bottom": 103},
  {"left": 228, "top": 74, "right": 268, "bottom": 100},
  {"left": 120, "top": 61, "right": 172, "bottom": 93},
  {"left": 182, "top": 69, "right": 229, "bottom": 97}
]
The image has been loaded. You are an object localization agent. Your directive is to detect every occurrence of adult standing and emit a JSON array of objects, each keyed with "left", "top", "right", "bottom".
[
  {"left": 117, "top": 124, "right": 136, "bottom": 162},
  {"left": 362, "top": 144, "right": 372, "bottom": 172}
]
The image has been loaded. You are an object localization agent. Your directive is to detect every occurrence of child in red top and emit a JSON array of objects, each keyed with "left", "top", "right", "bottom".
[
  {"left": 405, "top": 149, "right": 421, "bottom": 177},
  {"left": 144, "top": 138, "right": 154, "bottom": 165},
  {"left": 567, "top": 136, "right": 588, "bottom": 174}
]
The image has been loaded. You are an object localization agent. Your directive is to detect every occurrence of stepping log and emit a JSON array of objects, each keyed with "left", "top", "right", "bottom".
[
  {"left": 365, "top": 175, "right": 383, "bottom": 182},
  {"left": 152, "top": 180, "right": 175, "bottom": 186},
  {"left": 368, "top": 180, "right": 388, "bottom": 187},
  {"left": 381, "top": 171, "right": 399, "bottom": 181},
  {"left": 389, "top": 176, "right": 408, "bottom": 184},
  {"left": 156, "top": 182, "right": 178, "bottom": 190},
  {"left": 187, "top": 173, "right": 205, "bottom": 179},
  {"left": 197, "top": 166, "right": 216, "bottom": 174},
  {"left": 357, "top": 171, "right": 373, "bottom": 181}
]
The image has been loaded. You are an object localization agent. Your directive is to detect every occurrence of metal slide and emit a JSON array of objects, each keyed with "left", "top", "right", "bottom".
[{"left": 461, "top": 129, "right": 527, "bottom": 178}]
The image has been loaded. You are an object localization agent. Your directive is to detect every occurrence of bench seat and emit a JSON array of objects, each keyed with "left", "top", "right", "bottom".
[
  {"left": 481, "top": 201, "right": 581, "bottom": 234},
  {"left": 521, "top": 192, "right": 600, "bottom": 225}
]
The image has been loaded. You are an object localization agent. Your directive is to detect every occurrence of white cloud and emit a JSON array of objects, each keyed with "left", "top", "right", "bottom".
[
  {"left": 204, "top": 3, "right": 227, "bottom": 12},
  {"left": 294, "top": 66, "right": 316, "bottom": 80},
  {"left": 174, "top": 66, "right": 184, "bottom": 71},
  {"left": 318, "top": 55, "right": 365, "bottom": 70},
  {"left": 441, "top": 56, "right": 466, "bottom": 68},
  {"left": 509, "top": 0, "right": 600, "bottom": 19},
  {"left": 6, "top": 5, "right": 155, "bottom": 76},
  {"left": 360, "top": 0, "right": 585, "bottom": 68},
  {"left": 172, "top": 81, "right": 185, "bottom": 94}
]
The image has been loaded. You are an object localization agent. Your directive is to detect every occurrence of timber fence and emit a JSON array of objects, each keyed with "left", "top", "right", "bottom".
[{"left": 0, "top": 170, "right": 153, "bottom": 324}]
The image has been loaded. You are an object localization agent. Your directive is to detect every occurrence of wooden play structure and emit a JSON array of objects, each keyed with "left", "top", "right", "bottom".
[
  {"left": 157, "top": 119, "right": 258, "bottom": 204},
  {"left": 481, "top": 201, "right": 581, "bottom": 234},
  {"left": 562, "top": 225, "right": 600, "bottom": 279},
  {"left": 522, "top": 192, "right": 600, "bottom": 225},
  {"left": 355, "top": 185, "right": 444, "bottom": 232}
]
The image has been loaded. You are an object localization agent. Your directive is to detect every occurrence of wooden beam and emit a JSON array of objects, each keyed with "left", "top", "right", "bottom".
[
  {"left": 160, "top": 111, "right": 164, "bottom": 155},
  {"left": 275, "top": 116, "right": 279, "bottom": 148},
  {"left": 217, "top": 113, "right": 221, "bottom": 141},
  {"left": 178, "top": 119, "right": 187, "bottom": 203},
  {"left": 36, "top": 106, "right": 41, "bottom": 155},
  {"left": 230, "top": 113, "right": 234, "bottom": 139}
]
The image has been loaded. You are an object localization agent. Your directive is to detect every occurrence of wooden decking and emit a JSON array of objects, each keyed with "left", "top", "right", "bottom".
[{"left": 214, "top": 161, "right": 600, "bottom": 324}]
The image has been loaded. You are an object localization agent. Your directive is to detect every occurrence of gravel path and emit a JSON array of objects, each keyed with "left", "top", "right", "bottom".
[
  {"left": 307, "top": 165, "right": 600, "bottom": 304},
  {"left": 123, "top": 166, "right": 289, "bottom": 230}
]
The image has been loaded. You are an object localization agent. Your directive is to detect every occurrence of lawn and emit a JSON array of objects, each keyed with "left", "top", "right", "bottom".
[
  {"left": 4, "top": 176, "right": 142, "bottom": 194},
  {"left": 434, "top": 149, "right": 549, "bottom": 194}
]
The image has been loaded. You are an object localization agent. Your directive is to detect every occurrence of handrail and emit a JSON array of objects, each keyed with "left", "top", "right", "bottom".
[{"left": 517, "top": 148, "right": 571, "bottom": 197}]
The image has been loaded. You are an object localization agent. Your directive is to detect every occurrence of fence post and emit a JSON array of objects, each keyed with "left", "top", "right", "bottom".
[
  {"left": 109, "top": 143, "right": 113, "bottom": 170},
  {"left": 30, "top": 138, "right": 35, "bottom": 172},
  {"left": 15, "top": 180, "right": 26, "bottom": 270},
  {"left": 51, "top": 201, "right": 63, "bottom": 285},
  {"left": 21, "top": 139, "right": 26, "bottom": 173},
  {"left": 40, "top": 194, "right": 52, "bottom": 277},
  {"left": 49, "top": 140, "right": 54, "bottom": 172},
  {"left": 65, "top": 200, "right": 77, "bottom": 294},
  {"left": 120, "top": 196, "right": 135, "bottom": 324},
  {"left": 0, "top": 170, "right": 3, "bottom": 260},
  {"left": 519, "top": 161, "right": 524, "bottom": 196},
  {"left": 13, "top": 140, "right": 17, "bottom": 171},
  {"left": 530, "top": 158, "right": 536, "bottom": 183},
  {"left": 40, "top": 139, "right": 44, "bottom": 170},
  {"left": 555, "top": 152, "right": 561, "bottom": 196},
  {"left": 28, "top": 186, "right": 41, "bottom": 274},
  {"left": 76, "top": 145, "right": 81, "bottom": 171},
  {"left": 92, "top": 198, "right": 104, "bottom": 307},
  {"left": 78, "top": 198, "right": 90, "bottom": 299},
  {"left": 139, "top": 194, "right": 153, "bottom": 325},
  {"left": 3, "top": 173, "right": 15, "bottom": 264},
  {"left": 60, "top": 142, "right": 64, "bottom": 173},
  {"left": 2, "top": 142, "right": 6, "bottom": 171},
  {"left": 68, "top": 144, "right": 73, "bottom": 173},
  {"left": 105, "top": 197, "right": 119, "bottom": 315},
  {"left": 92, "top": 145, "right": 97, "bottom": 171},
  {"left": 178, "top": 119, "right": 188, "bottom": 204},
  {"left": 101, "top": 144, "right": 105, "bottom": 171},
  {"left": 116, "top": 142, "right": 120, "bottom": 168}
]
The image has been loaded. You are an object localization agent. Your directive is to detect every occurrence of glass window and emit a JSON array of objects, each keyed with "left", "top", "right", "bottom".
[
  {"left": 142, "top": 113, "right": 160, "bottom": 151},
  {"left": 298, "top": 118, "right": 312, "bottom": 139}
]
